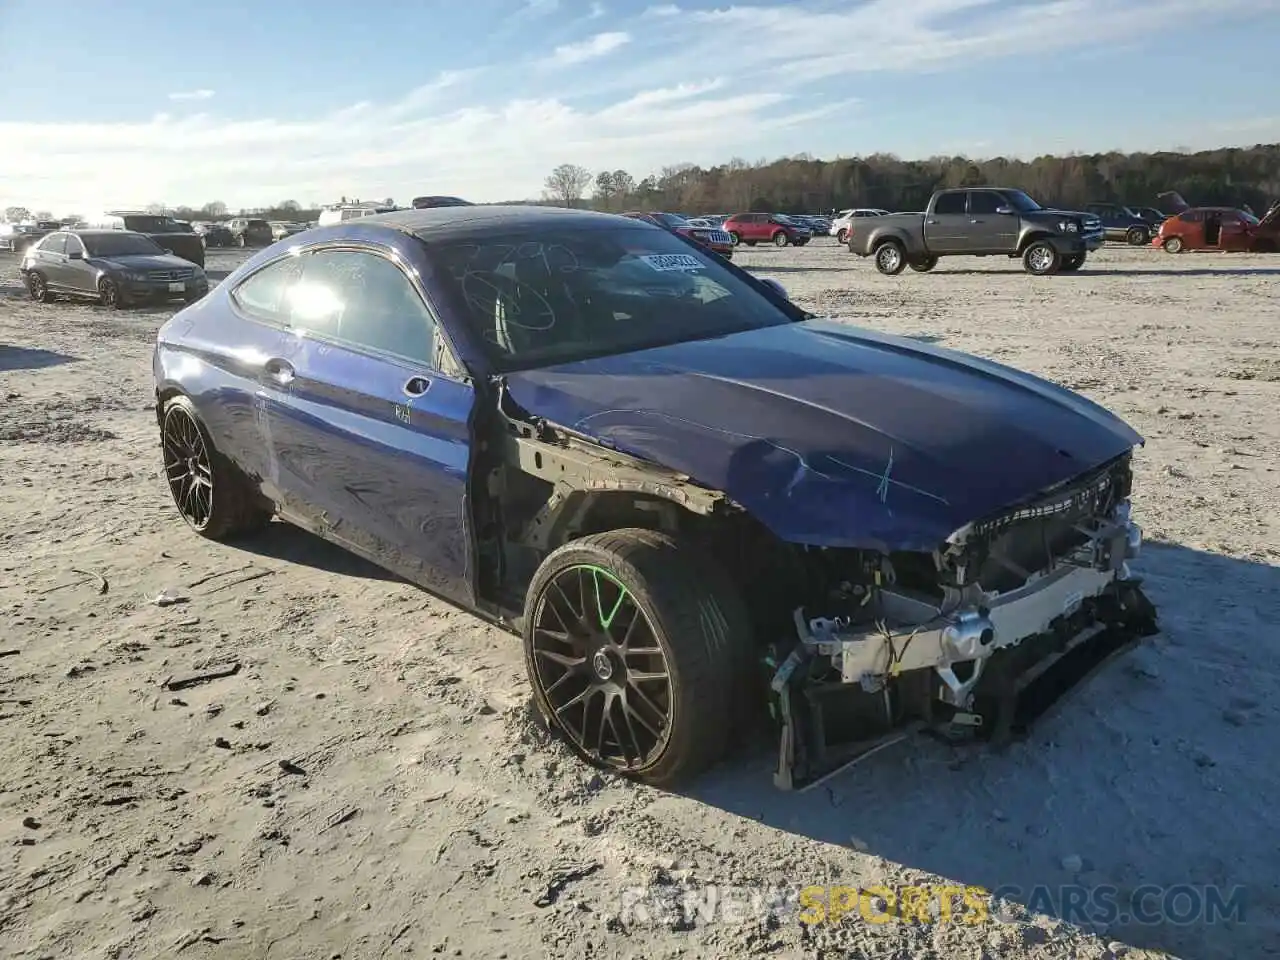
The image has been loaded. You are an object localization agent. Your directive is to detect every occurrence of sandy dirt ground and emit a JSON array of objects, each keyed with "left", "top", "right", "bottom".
[{"left": 1, "top": 240, "right": 1277, "bottom": 960}]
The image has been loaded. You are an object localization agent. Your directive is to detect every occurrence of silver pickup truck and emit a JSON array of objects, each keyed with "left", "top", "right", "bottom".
[{"left": 847, "top": 187, "right": 1105, "bottom": 276}]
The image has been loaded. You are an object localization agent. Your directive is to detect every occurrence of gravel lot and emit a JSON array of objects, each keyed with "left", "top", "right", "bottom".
[{"left": 1, "top": 240, "right": 1277, "bottom": 960}]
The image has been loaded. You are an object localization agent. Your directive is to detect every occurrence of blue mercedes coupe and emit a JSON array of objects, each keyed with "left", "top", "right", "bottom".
[{"left": 153, "top": 206, "right": 1157, "bottom": 789}]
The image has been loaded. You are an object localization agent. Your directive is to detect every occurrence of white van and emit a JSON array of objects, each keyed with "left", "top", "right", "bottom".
[{"left": 316, "top": 203, "right": 398, "bottom": 226}]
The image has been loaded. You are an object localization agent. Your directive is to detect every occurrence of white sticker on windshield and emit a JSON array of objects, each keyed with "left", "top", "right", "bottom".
[{"left": 639, "top": 253, "right": 704, "bottom": 272}]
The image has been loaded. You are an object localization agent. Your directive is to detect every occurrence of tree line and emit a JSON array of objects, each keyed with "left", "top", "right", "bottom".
[
  {"left": 8, "top": 142, "right": 1280, "bottom": 225},
  {"left": 541, "top": 143, "right": 1280, "bottom": 214}
]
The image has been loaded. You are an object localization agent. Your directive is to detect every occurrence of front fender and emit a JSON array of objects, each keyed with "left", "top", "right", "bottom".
[{"left": 1017, "top": 230, "right": 1084, "bottom": 255}]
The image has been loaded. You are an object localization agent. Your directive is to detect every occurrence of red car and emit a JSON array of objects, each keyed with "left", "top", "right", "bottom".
[
  {"left": 721, "top": 213, "right": 812, "bottom": 248},
  {"left": 621, "top": 212, "right": 733, "bottom": 258},
  {"left": 1152, "top": 204, "right": 1279, "bottom": 253}
]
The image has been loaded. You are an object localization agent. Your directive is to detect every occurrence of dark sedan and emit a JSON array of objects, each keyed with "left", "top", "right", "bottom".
[
  {"left": 151, "top": 206, "right": 1156, "bottom": 790},
  {"left": 22, "top": 230, "right": 209, "bottom": 308}
]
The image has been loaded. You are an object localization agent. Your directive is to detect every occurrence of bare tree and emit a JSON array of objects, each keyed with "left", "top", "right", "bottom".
[
  {"left": 3, "top": 206, "right": 31, "bottom": 222},
  {"left": 543, "top": 163, "right": 593, "bottom": 207},
  {"left": 145, "top": 202, "right": 167, "bottom": 215},
  {"left": 33, "top": 210, "right": 53, "bottom": 221},
  {"left": 201, "top": 200, "right": 228, "bottom": 218}
]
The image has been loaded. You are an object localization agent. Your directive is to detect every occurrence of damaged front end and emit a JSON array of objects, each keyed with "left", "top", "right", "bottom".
[{"left": 769, "top": 455, "right": 1158, "bottom": 790}]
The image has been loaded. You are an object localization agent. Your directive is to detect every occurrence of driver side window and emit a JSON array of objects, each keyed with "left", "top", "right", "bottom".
[{"left": 968, "top": 192, "right": 1005, "bottom": 215}]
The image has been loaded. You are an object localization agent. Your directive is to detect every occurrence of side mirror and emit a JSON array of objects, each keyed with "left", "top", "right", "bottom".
[
  {"left": 760, "top": 278, "right": 788, "bottom": 300},
  {"left": 995, "top": 206, "right": 1014, "bottom": 215},
  {"left": 68, "top": 250, "right": 84, "bottom": 260}
]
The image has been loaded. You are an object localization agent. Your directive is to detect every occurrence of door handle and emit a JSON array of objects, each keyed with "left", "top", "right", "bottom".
[
  {"left": 969, "top": 218, "right": 982, "bottom": 223},
  {"left": 264, "top": 358, "right": 295, "bottom": 384},
  {"left": 927, "top": 219, "right": 939, "bottom": 224},
  {"left": 402, "top": 376, "right": 432, "bottom": 397}
]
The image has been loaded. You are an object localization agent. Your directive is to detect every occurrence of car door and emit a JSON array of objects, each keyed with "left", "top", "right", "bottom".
[
  {"left": 1218, "top": 211, "right": 1251, "bottom": 252},
  {"left": 923, "top": 191, "right": 970, "bottom": 253},
  {"left": 262, "top": 244, "right": 475, "bottom": 605},
  {"left": 30, "top": 232, "right": 68, "bottom": 288},
  {"left": 966, "top": 191, "right": 1018, "bottom": 252},
  {"left": 61, "top": 234, "right": 98, "bottom": 295}
]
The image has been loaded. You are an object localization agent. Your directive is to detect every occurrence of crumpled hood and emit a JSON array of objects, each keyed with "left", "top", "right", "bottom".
[{"left": 503, "top": 318, "right": 1143, "bottom": 552}]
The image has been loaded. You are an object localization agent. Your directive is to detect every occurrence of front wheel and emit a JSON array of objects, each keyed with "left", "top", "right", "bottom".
[
  {"left": 728, "top": 232, "right": 741, "bottom": 246},
  {"left": 1126, "top": 227, "right": 1149, "bottom": 246},
  {"left": 523, "top": 528, "right": 752, "bottom": 787},
  {"left": 98, "top": 277, "right": 124, "bottom": 309},
  {"left": 874, "top": 240, "right": 907, "bottom": 275},
  {"left": 836, "top": 228, "right": 849, "bottom": 244},
  {"left": 772, "top": 231, "right": 789, "bottom": 247},
  {"left": 1023, "top": 241, "right": 1061, "bottom": 276},
  {"left": 1163, "top": 237, "right": 1184, "bottom": 254},
  {"left": 908, "top": 256, "right": 938, "bottom": 273},
  {"left": 1060, "top": 253, "right": 1085, "bottom": 271}
]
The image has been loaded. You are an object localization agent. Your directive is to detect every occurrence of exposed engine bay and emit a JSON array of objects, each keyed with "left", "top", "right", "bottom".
[{"left": 766, "top": 453, "right": 1158, "bottom": 790}]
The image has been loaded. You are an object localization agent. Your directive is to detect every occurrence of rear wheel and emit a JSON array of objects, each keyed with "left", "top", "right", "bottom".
[
  {"left": 1126, "top": 226, "right": 1149, "bottom": 246},
  {"left": 908, "top": 256, "right": 938, "bottom": 273},
  {"left": 523, "top": 528, "right": 752, "bottom": 787},
  {"left": 874, "top": 240, "right": 906, "bottom": 275},
  {"left": 1022, "top": 241, "right": 1061, "bottom": 276},
  {"left": 773, "top": 231, "right": 790, "bottom": 247},
  {"left": 1162, "top": 236, "right": 1184, "bottom": 254},
  {"left": 728, "top": 232, "right": 741, "bottom": 246},
  {"left": 836, "top": 228, "right": 849, "bottom": 244},
  {"left": 1060, "top": 253, "right": 1085, "bottom": 271},
  {"left": 160, "top": 395, "right": 271, "bottom": 540},
  {"left": 26, "top": 271, "right": 53, "bottom": 303}
]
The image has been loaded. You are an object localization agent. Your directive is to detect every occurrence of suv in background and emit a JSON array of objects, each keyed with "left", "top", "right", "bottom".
[
  {"left": 621, "top": 211, "right": 734, "bottom": 259},
  {"left": 829, "top": 208, "right": 890, "bottom": 243},
  {"left": 1083, "top": 203, "right": 1153, "bottom": 246},
  {"left": 226, "top": 218, "right": 275, "bottom": 247},
  {"left": 721, "top": 213, "right": 812, "bottom": 247}
]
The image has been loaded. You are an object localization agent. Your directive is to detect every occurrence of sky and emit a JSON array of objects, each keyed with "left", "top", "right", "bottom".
[{"left": 3, "top": 0, "right": 1280, "bottom": 215}]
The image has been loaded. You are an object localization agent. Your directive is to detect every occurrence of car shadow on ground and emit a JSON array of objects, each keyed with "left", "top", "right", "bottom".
[
  {"left": 749, "top": 264, "right": 858, "bottom": 274},
  {"left": 935, "top": 266, "right": 1280, "bottom": 278},
  {"left": 684, "top": 541, "right": 1278, "bottom": 960},
  {"left": 230, "top": 520, "right": 402, "bottom": 582},
  {"left": 0, "top": 344, "right": 81, "bottom": 372},
  {"left": 206, "top": 270, "right": 233, "bottom": 282}
]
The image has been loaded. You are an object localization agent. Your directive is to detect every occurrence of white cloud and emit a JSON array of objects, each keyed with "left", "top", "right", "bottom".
[
  {"left": 167, "top": 89, "right": 215, "bottom": 102},
  {"left": 588, "top": 2, "right": 606, "bottom": 18},
  {"left": 541, "top": 31, "right": 630, "bottom": 67},
  {"left": 3, "top": 0, "right": 1276, "bottom": 213}
]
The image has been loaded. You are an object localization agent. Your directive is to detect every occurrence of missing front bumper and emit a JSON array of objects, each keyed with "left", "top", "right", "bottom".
[{"left": 770, "top": 577, "right": 1158, "bottom": 791}]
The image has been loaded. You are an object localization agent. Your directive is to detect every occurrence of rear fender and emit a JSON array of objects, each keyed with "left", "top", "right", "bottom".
[{"left": 861, "top": 226, "right": 922, "bottom": 258}]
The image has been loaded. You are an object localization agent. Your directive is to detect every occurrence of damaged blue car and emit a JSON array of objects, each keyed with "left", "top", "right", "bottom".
[{"left": 152, "top": 206, "right": 1158, "bottom": 790}]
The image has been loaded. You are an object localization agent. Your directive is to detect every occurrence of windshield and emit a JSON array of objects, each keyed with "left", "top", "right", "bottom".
[
  {"left": 430, "top": 225, "right": 797, "bottom": 372},
  {"left": 83, "top": 233, "right": 166, "bottom": 257},
  {"left": 653, "top": 212, "right": 689, "bottom": 228},
  {"left": 122, "top": 215, "right": 186, "bottom": 233},
  {"left": 1002, "top": 190, "right": 1043, "bottom": 212}
]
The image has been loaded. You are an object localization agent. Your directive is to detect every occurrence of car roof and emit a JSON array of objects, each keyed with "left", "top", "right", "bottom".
[
  {"left": 361, "top": 204, "right": 635, "bottom": 241},
  {"left": 65, "top": 229, "right": 146, "bottom": 238}
]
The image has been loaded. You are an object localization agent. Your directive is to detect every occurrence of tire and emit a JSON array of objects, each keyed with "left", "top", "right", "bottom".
[
  {"left": 728, "top": 232, "right": 741, "bottom": 246},
  {"left": 26, "top": 271, "right": 53, "bottom": 303},
  {"left": 772, "top": 231, "right": 789, "bottom": 247},
  {"left": 908, "top": 256, "right": 938, "bottom": 273},
  {"left": 1126, "top": 227, "right": 1149, "bottom": 246},
  {"left": 873, "top": 240, "right": 906, "bottom": 275},
  {"left": 1022, "top": 241, "right": 1061, "bottom": 276},
  {"left": 1163, "top": 237, "right": 1184, "bottom": 254},
  {"left": 98, "top": 277, "right": 124, "bottom": 309},
  {"left": 795, "top": 239, "right": 809, "bottom": 247},
  {"left": 523, "top": 528, "right": 752, "bottom": 787},
  {"left": 160, "top": 395, "right": 272, "bottom": 540},
  {"left": 745, "top": 240, "right": 758, "bottom": 247},
  {"left": 1060, "top": 253, "right": 1085, "bottom": 271},
  {"left": 836, "top": 228, "right": 849, "bottom": 244}
]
